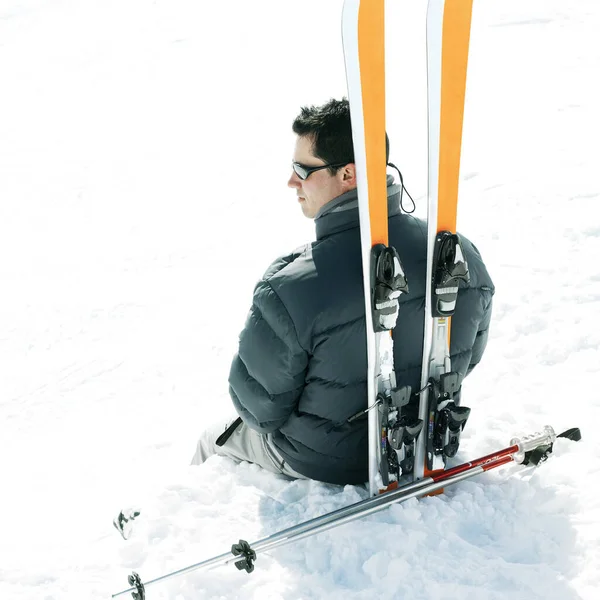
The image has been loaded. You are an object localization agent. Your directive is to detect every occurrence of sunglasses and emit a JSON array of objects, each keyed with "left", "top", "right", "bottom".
[{"left": 292, "top": 161, "right": 349, "bottom": 181}]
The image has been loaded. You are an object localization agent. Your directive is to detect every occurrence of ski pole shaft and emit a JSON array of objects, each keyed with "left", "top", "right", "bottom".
[
  {"left": 111, "top": 476, "right": 437, "bottom": 598},
  {"left": 112, "top": 437, "right": 539, "bottom": 598},
  {"left": 111, "top": 463, "right": 481, "bottom": 597},
  {"left": 242, "top": 455, "right": 515, "bottom": 556}
]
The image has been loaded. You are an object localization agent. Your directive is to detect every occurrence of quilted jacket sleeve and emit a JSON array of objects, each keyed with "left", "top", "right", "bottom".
[
  {"left": 467, "top": 293, "right": 493, "bottom": 375},
  {"left": 228, "top": 278, "right": 308, "bottom": 433}
]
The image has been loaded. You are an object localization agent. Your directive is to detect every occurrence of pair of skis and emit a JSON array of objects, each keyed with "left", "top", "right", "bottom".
[{"left": 344, "top": 0, "right": 473, "bottom": 495}]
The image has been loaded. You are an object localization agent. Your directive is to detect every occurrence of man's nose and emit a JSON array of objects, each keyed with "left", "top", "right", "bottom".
[{"left": 287, "top": 172, "right": 301, "bottom": 188}]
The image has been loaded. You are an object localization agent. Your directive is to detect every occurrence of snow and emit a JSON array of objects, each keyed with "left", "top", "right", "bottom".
[{"left": 0, "top": 0, "right": 598, "bottom": 598}]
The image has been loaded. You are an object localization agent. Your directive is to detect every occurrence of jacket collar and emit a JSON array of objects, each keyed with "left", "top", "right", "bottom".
[{"left": 314, "top": 176, "right": 404, "bottom": 240}]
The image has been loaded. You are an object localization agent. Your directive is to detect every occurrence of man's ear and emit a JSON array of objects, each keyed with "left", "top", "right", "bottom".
[{"left": 341, "top": 163, "right": 357, "bottom": 186}]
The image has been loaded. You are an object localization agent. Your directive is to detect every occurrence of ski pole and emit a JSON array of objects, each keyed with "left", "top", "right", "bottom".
[{"left": 112, "top": 426, "right": 579, "bottom": 599}]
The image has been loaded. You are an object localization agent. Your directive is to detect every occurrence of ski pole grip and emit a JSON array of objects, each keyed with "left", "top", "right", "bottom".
[{"left": 510, "top": 425, "right": 556, "bottom": 464}]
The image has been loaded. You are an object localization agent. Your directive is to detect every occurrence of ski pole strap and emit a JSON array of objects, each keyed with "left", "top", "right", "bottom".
[
  {"left": 558, "top": 427, "right": 582, "bottom": 442},
  {"left": 523, "top": 427, "right": 582, "bottom": 466},
  {"left": 215, "top": 417, "right": 243, "bottom": 447}
]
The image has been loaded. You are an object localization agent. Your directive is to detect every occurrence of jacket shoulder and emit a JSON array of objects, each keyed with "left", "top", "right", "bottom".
[
  {"left": 263, "top": 232, "right": 365, "bottom": 347},
  {"left": 261, "top": 244, "right": 311, "bottom": 280}
]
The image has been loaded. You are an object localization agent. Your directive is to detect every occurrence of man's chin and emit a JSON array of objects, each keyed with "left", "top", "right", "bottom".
[{"left": 300, "top": 202, "right": 314, "bottom": 219}]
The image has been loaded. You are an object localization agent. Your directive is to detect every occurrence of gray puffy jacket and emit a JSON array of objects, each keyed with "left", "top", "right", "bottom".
[{"left": 229, "top": 180, "right": 494, "bottom": 484}]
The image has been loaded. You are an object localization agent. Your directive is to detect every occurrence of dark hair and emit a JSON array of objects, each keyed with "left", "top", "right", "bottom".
[{"left": 292, "top": 97, "right": 389, "bottom": 175}]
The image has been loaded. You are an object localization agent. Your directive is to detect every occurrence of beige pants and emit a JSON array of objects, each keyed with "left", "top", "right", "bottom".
[{"left": 190, "top": 419, "right": 308, "bottom": 480}]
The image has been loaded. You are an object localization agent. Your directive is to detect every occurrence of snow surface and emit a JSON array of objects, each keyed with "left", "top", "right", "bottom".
[{"left": 1, "top": 0, "right": 599, "bottom": 598}]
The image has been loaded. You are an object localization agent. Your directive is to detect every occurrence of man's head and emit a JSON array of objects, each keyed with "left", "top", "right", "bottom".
[
  {"left": 288, "top": 98, "right": 357, "bottom": 219},
  {"left": 288, "top": 98, "right": 390, "bottom": 219}
]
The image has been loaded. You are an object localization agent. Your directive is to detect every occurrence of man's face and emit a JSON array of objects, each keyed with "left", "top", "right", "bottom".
[{"left": 287, "top": 135, "right": 355, "bottom": 219}]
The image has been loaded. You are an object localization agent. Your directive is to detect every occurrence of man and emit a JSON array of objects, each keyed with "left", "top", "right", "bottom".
[{"left": 191, "top": 98, "right": 494, "bottom": 485}]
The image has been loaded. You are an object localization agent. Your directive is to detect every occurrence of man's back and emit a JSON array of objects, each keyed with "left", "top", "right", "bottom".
[{"left": 229, "top": 182, "right": 494, "bottom": 485}]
